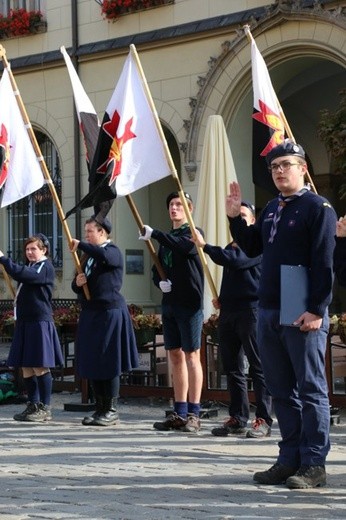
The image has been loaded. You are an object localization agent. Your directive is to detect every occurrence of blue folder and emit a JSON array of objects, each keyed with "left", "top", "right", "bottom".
[{"left": 280, "top": 265, "right": 309, "bottom": 326}]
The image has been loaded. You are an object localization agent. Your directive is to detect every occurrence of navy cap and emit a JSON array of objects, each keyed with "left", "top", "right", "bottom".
[
  {"left": 166, "top": 191, "right": 193, "bottom": 209},
  {"left": 241, "top": 201, "right": 255, "bottom": 215},
  {"left": 266, "top": 139, "right": 305, "bottom": 165},
  {"left": 35, "top": 233, "right": 50, "bottom": 253},
  {"left": 92, "top": 215, "right": 112, "bottom": 234}
]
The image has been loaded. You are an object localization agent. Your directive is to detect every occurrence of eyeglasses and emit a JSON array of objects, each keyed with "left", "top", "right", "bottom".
[{"left": 268, "top": 161, "right": 302, "bottom": 173}]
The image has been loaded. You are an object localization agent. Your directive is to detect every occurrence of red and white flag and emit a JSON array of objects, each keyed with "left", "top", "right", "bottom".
[
  {"left": 65, "top": 48, "right": 172, "bottom": 217},
  {"left": 0, "top": 68, "right": 44, "bottom": 207},
  {"left": 60, "top": 46, "right": 100, "bottom": 170},
  {"left": 250, "top": 34, "right": 285, "bottom": 193},
  {"left": 91, "top": 49, "right": 172, "bottom": 196}
]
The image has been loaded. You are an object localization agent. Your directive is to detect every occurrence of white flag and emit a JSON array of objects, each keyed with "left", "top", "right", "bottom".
[
  {"left": 91, "top": 50, "right": 172, "bottom": 197},
  {"left": 60, "top": 46, "right": 100, "bottom": 168},
  {"left": 250, "top": 34, "right": 285, "bottom": 193},
  {"left": 0, "top": 68, "right": 44, "bottom": 207}
]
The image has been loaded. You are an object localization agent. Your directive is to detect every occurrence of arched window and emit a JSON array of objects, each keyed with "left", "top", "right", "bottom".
[{"left": 6, "top": 130, "right": 63, "bottom": 268}]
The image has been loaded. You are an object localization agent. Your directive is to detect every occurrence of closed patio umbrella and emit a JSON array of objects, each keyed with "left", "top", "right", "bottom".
[{"left": 194, "top": 115, "right": 238, "bottom": 319}]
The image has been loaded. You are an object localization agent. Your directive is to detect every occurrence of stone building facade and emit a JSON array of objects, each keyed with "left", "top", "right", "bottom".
[{"left": 0, "top": 0, "right": 345, "bottom": 310}]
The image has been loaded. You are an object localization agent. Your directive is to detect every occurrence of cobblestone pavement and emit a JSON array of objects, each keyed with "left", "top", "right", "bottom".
[{"left": 0, "top": 392, "right": 344, "bottom": 520}]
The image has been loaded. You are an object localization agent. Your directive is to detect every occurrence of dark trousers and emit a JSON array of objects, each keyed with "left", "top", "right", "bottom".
[
  {"left": 257, "top": 308, "right": 330, "bottom": 467},
  {"left": 218, "top": 307, "right": 272, "bottom": 427}
]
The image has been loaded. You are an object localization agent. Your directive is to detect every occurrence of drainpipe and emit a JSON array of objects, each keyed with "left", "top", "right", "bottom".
[{"left": 71, "top": 0, "right": 81, "bottom": 239}]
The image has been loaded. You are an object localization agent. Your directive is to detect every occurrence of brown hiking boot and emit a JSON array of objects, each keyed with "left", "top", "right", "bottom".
[
  {"left": 180, "top": 414, "right": 201, "bottom": 433},
  {"left": 153, "top": 412, "right": 187, "bottom": 431},
  {"left": 286, "top": 465, "right": 326, "bottom": 489},
  {"left": 246, "top": 418, "right": 271, "bottom": 438},
  {"left": 253, "top": 463, "right": 297, "bottom": 485},
  {"left": 211, "top": 416, "right": 246, "bottom": 436}
]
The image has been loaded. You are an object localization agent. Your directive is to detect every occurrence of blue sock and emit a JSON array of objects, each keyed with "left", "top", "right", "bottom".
[
  {"left": 188, "top": 402, "right": 200, "bottom": 417},
  {"left": 37, "top": 372, "right": 52, "bottom": 406},
  {"left": 174, "top": 401, "right": 188, "bottom": 419},
  {"left": 24, "top": 376, "right": 39, "bottom": 404}
]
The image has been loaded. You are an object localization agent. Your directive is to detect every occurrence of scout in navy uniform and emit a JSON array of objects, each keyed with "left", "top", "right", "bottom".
[
  {"left": 140, "top": 192, "right": 204, "bottom": 433},
  {"left": 334, "top": 215, "right": 346, "bottom": 286},
  {"left": 71, "top": 216, "right": 138, "bottom": 427},
  {"left": 193, "top": 202, "right": 272, "bottom": 439},
  {"left": 0, "top": 234, "right": 63, "bottom": 422},
  {"left": 226, "top": 139, "right": 337, "bottom": 489}
]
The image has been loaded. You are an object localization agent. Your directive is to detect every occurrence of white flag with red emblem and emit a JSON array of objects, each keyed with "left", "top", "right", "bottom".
[
  {"left": 90, "top": 50, "right": 172, "bottom": 196},
  {"left": 65, "top": 49, "right": 172, "bottom": 217},
  {"left": 0, "top": 68, "right": 44, "bottom": 207},
  {"left": 250, "top": 35, "right": 285, "bottom": 193}
]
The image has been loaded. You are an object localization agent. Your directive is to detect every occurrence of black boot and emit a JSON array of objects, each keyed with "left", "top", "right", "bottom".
[
  {"left": 92, "top": 397, "right": 119, "bottom": 426},
  {"left": 82, "top": 395, "right": 104, "bottom": 426}
]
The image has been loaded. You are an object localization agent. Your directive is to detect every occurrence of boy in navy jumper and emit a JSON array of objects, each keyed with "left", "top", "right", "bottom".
[
  {"left": 227, "top": 140, "right": 337, "bottom": 489},
  {"left": 193, "top": 202, "right": 272, "bottom": 439},
  {"left": 334, "top": 216, "right": 346, "bottom": 286},
  {"left": 140, "top": 192, "right": 204, "bottom": 433}
]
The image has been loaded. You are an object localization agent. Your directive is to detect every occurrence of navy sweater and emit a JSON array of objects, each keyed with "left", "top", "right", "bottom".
[
  {"left": 0, "top": 257, "right": 54, "bottom": 322},
  {"left": 334, "top": 237, "right": 346, "bottom": 287},
  {"left": 152, "top": 226, "right": 204, "bottom": 310},
  {"left": 229, "top": 191, "right": 337, "bottom": 317},
  {"left": 72, "top": 241, "right": 126, "bottom": 310},
  {"left": 203, "top": 243, "right": 261, "bottom": 311}
]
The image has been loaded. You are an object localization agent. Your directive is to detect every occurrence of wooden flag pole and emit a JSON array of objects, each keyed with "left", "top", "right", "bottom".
[
  {"left": 1, "top": 266, "right": 15, "bottom": 298},
  {"left": 0, "top": 45, "right": 90, "bottom": 300},
  {"left": 243, "top": 26, "right": 317, "bottom": 194},
  {"left": 130, "top": 44, "right": 218, "bottom": 300},
  {"left": 125, "top": 195, "right": 167, "bottom": 280}
]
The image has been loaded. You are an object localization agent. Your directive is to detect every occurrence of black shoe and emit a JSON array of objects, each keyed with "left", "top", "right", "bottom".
[
  {"left": 82, "top": 396, "right": 104, "bottom": 425},
  {"left": 13, "top": 402, "right": 38, "bottom": 422},
  {"left": 82, "top": 411, "right": 101, "bottom": 426},
  {"left": 286, "top": 465, "right": 326, "bottom": 489},
  {"left": 153, "top": 412, "right": 187, "bottom": 431},
  {"left": 92, "top": 410, "right": 119, "bottom": 426},
  {"left": 25, "top": 403, "right": 51, "bottom": 423},
  {"left": 211, "top": 416, "right": 246, "bottom": 437},
  {"left": 253, "top": 463, "right": 297, "bottom": 484},
  {"left": 91, "top": 397, "right": 119, "bottom": 426}
]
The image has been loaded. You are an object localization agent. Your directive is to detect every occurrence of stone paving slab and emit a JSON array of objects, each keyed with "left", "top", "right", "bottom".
[{"left": 0, "top": 392, "right": 344, "bottom": 520}]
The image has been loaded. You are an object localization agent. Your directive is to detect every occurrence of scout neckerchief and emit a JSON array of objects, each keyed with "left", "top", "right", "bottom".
[
  {"left": 162, "top": 223, "right": 189, "bottom": 268},
  {"left": 268, "top": 187, "right": 309, "bottom": 243},
  {"left": 84, "top": 240, "right": 110, "bottom": 277}
]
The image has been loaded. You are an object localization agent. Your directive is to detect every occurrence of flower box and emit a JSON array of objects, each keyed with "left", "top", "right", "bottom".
[
  {"left": 101, "top": 0, "right": 174, "bottom": 22},
  {"left": 135, "top": 327, "right": 156, "bottom": 346},
  {"left": 202, "top": 313, "right": 219, "bottom": 344},
  {"left": 0, "top": 9, "right": 45, "bottom": 39}
]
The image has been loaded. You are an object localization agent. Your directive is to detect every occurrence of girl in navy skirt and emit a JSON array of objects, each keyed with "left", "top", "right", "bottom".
[
  {"left": 0, "top": 234, "right": 63, "bottom": 422},
  {"left": 70, "top": 216, "right": 138, "bottom": 426}
]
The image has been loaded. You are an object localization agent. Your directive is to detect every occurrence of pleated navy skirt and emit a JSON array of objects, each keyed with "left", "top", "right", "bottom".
[
  {"left": 7, "top": 321, "right": 63, "bottom": 368},
  {"left": 75, "top": 306, "right": 138, "bottom": 379}
]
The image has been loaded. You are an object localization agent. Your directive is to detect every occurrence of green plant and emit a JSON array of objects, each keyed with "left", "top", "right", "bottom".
[
  {"left": 202, "top": 313, "right": 219, "bottom": 336},
  {"left": 52, "top": 304, "right": 81, "bottom": 326},
  {"left": 131, "top": 312, "right": 161, "bottom": 330},
  {"left": 317, "top": 89, "right": 346, "bottom": 199},
  {"left": 0, "top": 309, "right": 14, "bottom": 334}
]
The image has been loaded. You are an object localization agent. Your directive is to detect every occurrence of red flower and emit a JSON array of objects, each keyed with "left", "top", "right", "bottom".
[
  {"left": 101, "top": 0, "right": 167, "bottom": 21},
  {"left": 0, "top": 9, "right": 43, "bottom": 38}
]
